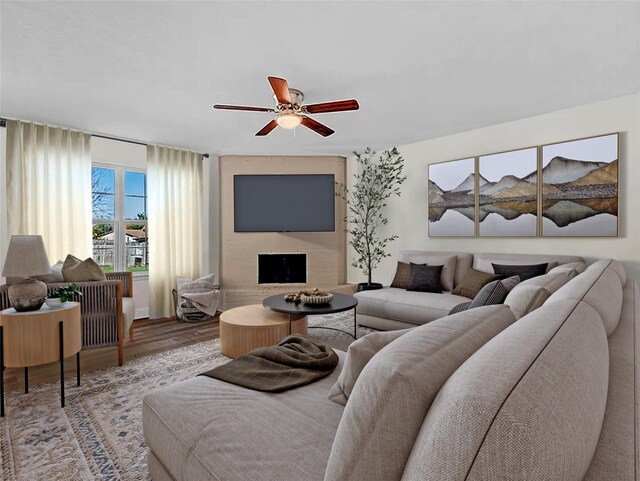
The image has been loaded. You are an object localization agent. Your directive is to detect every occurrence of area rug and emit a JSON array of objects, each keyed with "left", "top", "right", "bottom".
[{"left": 0, "top": 312, "right": 372, "bottom": 481}]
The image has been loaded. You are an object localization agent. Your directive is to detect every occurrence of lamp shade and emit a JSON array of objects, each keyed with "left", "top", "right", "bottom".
[{"left": 1, "top": 235, "right": 52, "bottom": 278}]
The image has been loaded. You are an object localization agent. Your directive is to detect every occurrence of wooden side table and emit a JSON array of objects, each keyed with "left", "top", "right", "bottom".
[
  {"left": 0, "top": 302, "right": 82, "bottom": 416},
  {"left": 220, "top": 304, "right": 307, "bottom": 358}
]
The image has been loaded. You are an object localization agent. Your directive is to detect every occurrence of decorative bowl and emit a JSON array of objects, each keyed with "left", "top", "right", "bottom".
[
  {"left": 300, "top": 292, "right": 333, "bottom": 305},
  {"left": 45, "top": 298, "right": 67, "bottom": 309}
]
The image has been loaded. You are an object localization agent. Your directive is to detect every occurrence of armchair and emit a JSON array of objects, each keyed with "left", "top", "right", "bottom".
[{"left": 0, "top": 271, "right": 134, "bottom": 366}]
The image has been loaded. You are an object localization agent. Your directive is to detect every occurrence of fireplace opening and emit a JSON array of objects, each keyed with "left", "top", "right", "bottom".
[{"left": 258, "top": 253, "right": 307, "bottom": 284}]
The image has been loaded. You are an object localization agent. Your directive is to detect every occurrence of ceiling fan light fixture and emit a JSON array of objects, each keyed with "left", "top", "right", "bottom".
[{"left": 275, "top": 113, "right": 301, "bottom": 129}]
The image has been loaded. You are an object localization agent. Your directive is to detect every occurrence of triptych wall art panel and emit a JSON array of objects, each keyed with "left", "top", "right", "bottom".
[
  {"left": 541, "top": 134, "right": 619, "bottom": 237},
  {"left": 427, "top": 133, "right": 619, "bottom": 238},
  {"left": 428, "top": 158, "right": 476, "bottom": 237},
  {"left": 478, "top": 147, "right": 538, "bottom": 237}
]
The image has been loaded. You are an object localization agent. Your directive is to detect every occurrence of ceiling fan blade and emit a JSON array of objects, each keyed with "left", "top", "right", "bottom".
[
  {"left": 213, "top": 104, "right": 275, "bottom": 112},
  {"left": 255, "top": 120, "right": 278, "bottom": 136},
  {"left": 267, "top": 76, "right": 292, "bottom": 104},
  {"left": 304, "top": 99, "right": 360, "bottom": 114},
  {"left": 300, "top": 116, "right": 335, "bottom": 137}
]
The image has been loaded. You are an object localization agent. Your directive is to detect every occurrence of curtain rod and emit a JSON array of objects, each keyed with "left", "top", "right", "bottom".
[{"left": 0, "top": 117, "right": 209, "bottom": 158}]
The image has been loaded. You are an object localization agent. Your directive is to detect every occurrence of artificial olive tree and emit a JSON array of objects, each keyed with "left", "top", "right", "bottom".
[{"left": 336, "top": 147, "right": 406, "bottom": 288}]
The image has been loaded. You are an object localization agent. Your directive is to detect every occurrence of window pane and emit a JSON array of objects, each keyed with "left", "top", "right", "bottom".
[
  {"left": 125, "top": 171, "right": 146, "bottom": 196},
  {"left": 92, "top": 167, "right": 115, "bottom": 194},
  {"left": 125, "top": 196, "right": 146, "bottom": 220},
  {"left": 125, "top": 223, "right": 148, "bottom": 272},
  {"left": 93, "top": 193, "right": 115, "bottom": 220},
  {"left": 92, "top": 223, "right": 115, "bottom": 272}
]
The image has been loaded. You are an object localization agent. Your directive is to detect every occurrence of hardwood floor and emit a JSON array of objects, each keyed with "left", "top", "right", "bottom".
[{"left": 2, "top": 316, "right": 220, "bottom": 392}]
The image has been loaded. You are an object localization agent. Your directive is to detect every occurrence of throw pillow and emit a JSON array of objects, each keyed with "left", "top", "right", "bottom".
[
  {"left": 504, "top": 283, "right": 552, "bottom": 319},
  {"left": 327, "top": 328, "right": 414, "bottom": 406},
  {"left": 448, "top": 276, "right": 520, "bottom": 315},
  {"left": 324, "top": 305, "right": 516, "bottom": 481},
  {"left": 62, "top": 255, "right": 106, "bottom": 282},
  {"left": 468, "top": 279, "right": 509, "bottom": 309},
  {"left": 492, "top": 262, "right": 548, "bottom": 281},
  {"left": 449, "top": 301, "right": 472, "bottom": 315},
  {"left": 406, "top": 263, "right": 443, "bottom": 293},
  {"left": 390, "top": 261, "right": 414, "bottom": 289},
  {"left": 451, "top": 268, "right": 500, "bottom": 299},
  {"left": 548, "top": 261, "right": 587, "bottom": 278},
  {"left": 50, "top": 260, "right": 65, "bottom": 282},
  {"left": 500, "top": 274, "right": 521, "bottom": 292}
]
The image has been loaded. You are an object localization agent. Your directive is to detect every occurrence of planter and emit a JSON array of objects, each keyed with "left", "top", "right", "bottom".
[
  {"left": 45, "top": 298, "right": 67, "bottom": 309},
  {"left": 356, "top": 282, "right": 383, "bottom": 292}
]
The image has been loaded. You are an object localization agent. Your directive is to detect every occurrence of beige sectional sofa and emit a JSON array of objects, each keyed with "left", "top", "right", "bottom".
[
  {"left": 142, "top": 256, "right": 638, "bottom": 481},
  {"left": 354, "top": 250, "right": 585, "bottom": 330}
]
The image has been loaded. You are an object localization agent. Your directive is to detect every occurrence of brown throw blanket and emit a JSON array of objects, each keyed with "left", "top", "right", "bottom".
[{"left": 200, "top": 335, "right": 339, "bottom": 392}]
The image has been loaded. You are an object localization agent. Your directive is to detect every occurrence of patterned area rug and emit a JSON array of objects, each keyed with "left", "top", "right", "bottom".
[{"left": 0, "top": 312, "right": 372, "bottom": 481}]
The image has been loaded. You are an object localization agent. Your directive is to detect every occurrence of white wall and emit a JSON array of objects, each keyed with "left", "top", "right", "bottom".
[
  {"left": 348, "top": 93, "right": 640, "bottom": 284},
  {"left": 0, "top": 126, "right": 7, "bottom": 285}
]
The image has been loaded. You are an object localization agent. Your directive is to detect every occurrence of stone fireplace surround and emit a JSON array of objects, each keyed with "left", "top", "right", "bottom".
[{"left": 219, "top": 155, "right": 351, "bottom": 310}]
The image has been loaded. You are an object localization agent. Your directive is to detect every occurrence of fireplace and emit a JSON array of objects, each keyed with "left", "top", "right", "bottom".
[{"left": 258, "top": 253, "right": 307, "bottom": 284}]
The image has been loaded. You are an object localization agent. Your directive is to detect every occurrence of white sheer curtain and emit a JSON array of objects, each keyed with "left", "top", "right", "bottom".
[
  {"left": 6, "top": 119, "right": 92, "bottom": 262},
  {"left": 147, "top": 145, "right": 203, "bottom": 318}
]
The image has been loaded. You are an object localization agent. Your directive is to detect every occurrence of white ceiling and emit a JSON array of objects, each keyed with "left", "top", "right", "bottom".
[{"left": 2, "top": 1, "right": 639, "bottom": 156}]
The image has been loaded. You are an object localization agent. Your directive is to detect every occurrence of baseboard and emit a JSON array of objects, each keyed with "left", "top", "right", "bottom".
[{"left": 135, "top": 307, "right": 149, "bottom": 320}]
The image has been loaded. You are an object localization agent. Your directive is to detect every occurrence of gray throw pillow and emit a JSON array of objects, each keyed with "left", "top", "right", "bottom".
[
  {"left": 449, "top": 301, "right": 472, "bottom": 315},
  {"left": 449, "top": 276, "right": 521, "bottom": 315},
  {"left": 407, "top": 263, "right": 443, "bottom": 293}
]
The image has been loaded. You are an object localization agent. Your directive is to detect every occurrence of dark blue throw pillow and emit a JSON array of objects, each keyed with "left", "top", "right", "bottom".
[
  {"left": 491, "top": 263, "right": 548, "bottom": 281},
  {"left": 406, "top": 263, "right": 443, "bottom": 293}
]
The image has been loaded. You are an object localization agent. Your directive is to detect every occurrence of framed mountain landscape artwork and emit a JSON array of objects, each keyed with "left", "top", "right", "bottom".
[
  {"left": 428, "top": 157, "right": 476, "bottom": 237},
  {"left": 541, "top": 133, "right": 619, "bottom": 237},
  {"left": 478, "top": 147, "right": 538, "bottom": 237}
]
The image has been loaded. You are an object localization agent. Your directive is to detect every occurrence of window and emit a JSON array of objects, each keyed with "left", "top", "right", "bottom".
[{"left": 92, "top": 165, "right": 149, "bottom": 274}]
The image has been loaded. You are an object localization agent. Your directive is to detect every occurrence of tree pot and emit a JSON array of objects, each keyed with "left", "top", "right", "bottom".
[{"left": 356, "top": 282, "right": 383, "bottom": 292}]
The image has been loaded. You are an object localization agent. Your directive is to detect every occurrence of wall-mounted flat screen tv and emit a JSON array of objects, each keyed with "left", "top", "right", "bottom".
[{"left": 234, "top": 174, "right": 335, "bottom": 232}]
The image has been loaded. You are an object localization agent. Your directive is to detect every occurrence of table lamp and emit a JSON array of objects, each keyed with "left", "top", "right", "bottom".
[{"left": 1, "top": 235, "right": 52, "bottom": 311}]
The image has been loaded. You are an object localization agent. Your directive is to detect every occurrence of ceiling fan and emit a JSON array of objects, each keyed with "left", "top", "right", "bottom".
[{"left": 213, "top": 76, "right": 359, "bottom": 137}]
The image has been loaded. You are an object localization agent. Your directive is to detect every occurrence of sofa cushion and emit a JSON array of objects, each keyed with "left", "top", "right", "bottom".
[
  {"left": 407, "top": 264, "right": 443, "bottom": 293},
  {"left": 548, "top": 261, "right": 587, "bottom": 277},
  {"left": 390, "top": 261, "right": 412, "bottom": 289},
  {"left": 143, "top": 351, "right": 347, "bottom": 481},
  {"left": 503, "top": 271, "right": 573, "bottom": 319},
  {"left": 583, "top": 280, "right": 638, "bottom": 481},
  {"left": 402, "top": 300, "right": 609, "bottom": 481},
  {"left": 451, "top": 268, "right": 500, "bottom": 299},
  {"left": 519, "top": 270, "right": 573, "bottom": 292},
  {"left": 354, "top": 287, "right": 471, "bottom": 326},
  {"left": 328, "top": 328, "right": 413, "bottom": 406},
  {"left": 325, "top": 305, "right": 516, "bottom": 481},
  {"left": 548, "top": 259, "right": 623, "bottom": 336},
  {"left": 396, "top": 252, "right": 458, "bottom": 291},
  {"left": 504, "top": 284, "right": 551, "bottom": 319},
  {"left": 492, "top": 262, "right": 548, "bottom": 281}
]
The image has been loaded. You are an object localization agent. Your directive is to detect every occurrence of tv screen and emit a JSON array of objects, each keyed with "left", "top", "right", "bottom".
[{"left": 234, "top": 174, "right": 335, "bottom": 232}]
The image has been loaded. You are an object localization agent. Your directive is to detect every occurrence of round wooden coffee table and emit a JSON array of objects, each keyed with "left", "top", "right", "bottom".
[{"left": 219, "top": 304, "right": 308, "bottom": 359}]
